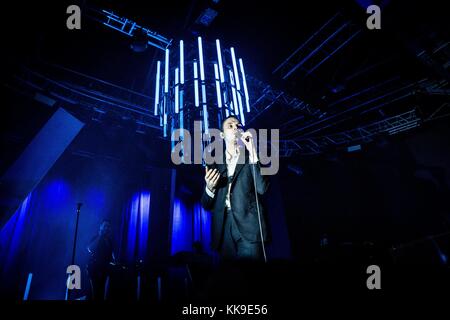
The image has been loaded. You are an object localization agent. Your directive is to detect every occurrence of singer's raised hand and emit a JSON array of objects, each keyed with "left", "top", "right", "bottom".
[
  {"left": 205, "top": 167, "right": 220, "bottom": 192},
  {"left": 240, "top": 131, "right": 255, "bottom": 151}
]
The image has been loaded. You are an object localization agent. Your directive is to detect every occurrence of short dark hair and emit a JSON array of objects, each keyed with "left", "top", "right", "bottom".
[{"left": 221, "top": 115, "right": 241, "bottom": 132}]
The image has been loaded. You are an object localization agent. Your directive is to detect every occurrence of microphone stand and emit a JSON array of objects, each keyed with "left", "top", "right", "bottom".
[
  {"left": 250, "top": 146, "right": 268, "bottom": 263},
  {"left": 239, "top": 131, "right": 267, "bottom": 263},
  {"left": 71, "top": 203, "right": 83, "bottom": 267},
  {"left": 66, "top": 202, "right": 82, "bottom": 300}
]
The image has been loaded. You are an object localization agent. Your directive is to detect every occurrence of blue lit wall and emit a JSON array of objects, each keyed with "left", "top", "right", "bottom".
[
  {"left": 0, "top": 149, "right": 171, "bottom": 299},
  {"left": 120, "top": 191, "right": 151, "bottom": 263},
  {"left": 171, "top": 198, "right": 212, "bottom": 255}
]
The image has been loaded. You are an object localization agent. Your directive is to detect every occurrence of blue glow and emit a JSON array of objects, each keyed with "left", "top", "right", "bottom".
[
  {"left": 440, "top": 253, "right": 448, "bottom": 264},
  {"left": 239, "top": 58, "right": 251, "bottom": 112},
  {"left": 215, "top": 39, "right": 225, "bottom": 83},
  {"left": 154, "top": 61, "right": 161, "bottom": 116},
  {"left": 0, "top": 179, "right": 77, "bottom": 299},
  {"left": 23, "top": 273, "right": 33, "bottom": 300},
  {"left": 0, "top": 193, "right": 32, "bottom": 272},
  {"left": 193, "top": 203, "right": 211, "bottom": 251},
  {"left": 171, "top": 198, "right": 212, "bottom": 255},
  {"left": 164, "top": 49, "right": 170, "bottom": 93},
  {"left": 171, "top": 198, "right": 191, "bottom": 254},
  {"left": 126, "top": 191, "right": 151, "bottom": 262},
  {"left": 0, "top": 170, "right": 158, "bottom": 299},
  {"left": 214, "top": 64, "right": 222, "bottom": 108},
  {"left": 193, "top": 61, "right": 199, "bottom": 107},
  {"left": 179, "top": 40, "right": 184, "bottom": 84},
  {"left": 163, "top": 112, "right": 167, "bottom": 137},
  {"left": 198, "top": 37, "right": 205, "bottom": 81},
  {"left": 203, "top": 103, "right": 209, "bottom": 135},
  {"left": 175, "top": 68, "right": 179, "bottom": 114}
]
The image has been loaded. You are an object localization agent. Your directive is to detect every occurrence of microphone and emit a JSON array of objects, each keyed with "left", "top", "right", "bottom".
[
  {"left": 236, "top": 128, "right": 244, "bottom": 139},
  {"left": 237, "top": 129, "right": 253, "bottom": 143}
]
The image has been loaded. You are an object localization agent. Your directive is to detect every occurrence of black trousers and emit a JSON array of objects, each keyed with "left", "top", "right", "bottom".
[
  {"left": 218, "top": 207, "right": 264, "bottom": 261},
  {"left": 88, "top": 269, "right": 107, "bottom": 301}
]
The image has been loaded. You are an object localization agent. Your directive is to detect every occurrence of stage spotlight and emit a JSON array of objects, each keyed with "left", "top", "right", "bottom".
[
  {"left": 130, "top": 29, "right": 149, "bottom": 53},
  {"left": 195, "top": 8, "right": 218, "bottom": 27},
  {"left": 34, "top": 93, "right": 56, "bottom": 107},
  {"left": 347, "top": 144, "right": 362, "bottom": 152}
]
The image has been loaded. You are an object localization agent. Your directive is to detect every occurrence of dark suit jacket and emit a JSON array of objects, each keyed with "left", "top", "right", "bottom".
[{"left": 201, "top": 149, "right": 270, "bottom": 250}]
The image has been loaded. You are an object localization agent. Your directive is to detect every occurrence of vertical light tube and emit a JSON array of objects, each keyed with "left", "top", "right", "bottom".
[
  {"left": 201, "top": 85, "right": 207, "bottom": 107},
  {"left": 198, "top": 36, "right": 208, "bottom": 133},
  {"left": 164, "top": 48, "right": 170, "bottom": 93},
  {"left": 180, "top": 108, "right": 184, "bottom": 162},
  {"left": 23, "top": 273, "right": 33, "bottom": 301},
  {"left": 230, "top": 48, "right": 242, "bottom": 91},
  {"left": 179, "top": 40, "right": 184, "bottom": 145},
  {"left": 238, "top": 96, "right": 246, "bottom": 126},
  {"left": 198, "top": 37, "right": 205, "bottom": 81},
  {"left": 137, "top": 275, "right": 141, "bottom": 301},
  {"left": 170, "top": 117, "right": 174, "bottom": 149},
  {"left": 216, "top": 39, "right": 225, "bottom": 83},
  {"left": 230, "top": 47, "right": 244, "bottom": 117},
  {"left": 179, "top": 40, "right": 184, "bottom": 84},
  {"left": 180, "top": 91, "right": 184, "bottom": 140},
  {"left": 229, "top": 70, "right": 239, "bottom": 116},
  {"left": 239, "top": 58, "right": 251, "bottom": 112},
  {"left": 193, "top": 61, "right": 199, "bottom": 107},
  {"left": 163, "top": 48, "right": 169, "bottom": 137},
  {"left": 175, "top": 68, "right": 179, "bottom": 113},
  {"left": 163, "top": 113, "right": 167, "bottom": 137},
  {"left": 154, "top": 61, "right": 161, "bottom": 116},
  {"left": 157, "top": 277, "right": 162, "bottom": 302},
  {"left": 203, "top": 104, "right": 209, "bottom": 135},
  {"left": 214, "top": 64, "right": 222, "bottom": 108}
]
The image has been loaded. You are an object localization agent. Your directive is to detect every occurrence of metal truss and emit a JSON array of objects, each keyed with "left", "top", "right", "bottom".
[
  {"left": 86, "top": 8, "right": 321, "bottom": 130},
  {"left": 9, "top": 64, "right": 161, "bottom": 132},
  {"left": 87, "top": 8, "right": 173, "bottom": 51},
  {"left": 280, "top": 109, "right": 420, "bottom": 156},
  {"left": 280, "top": 102, "right": 450, "bottom": 156},
  {"left": 245, "top": 75, "right": 323, "bottom": 125},
  {"left": 249, "top": 11, "right": 362, "bottom": 126},
  {"left": 272, "top": 12, "right": 362, "bottom": 80}
]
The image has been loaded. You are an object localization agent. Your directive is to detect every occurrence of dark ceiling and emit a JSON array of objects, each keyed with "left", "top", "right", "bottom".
[{"left": 2, "top": 0, "right": 449, "bottom": 159}]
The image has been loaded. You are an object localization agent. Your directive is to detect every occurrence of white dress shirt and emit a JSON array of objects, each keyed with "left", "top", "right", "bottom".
[{"left": 205, "top": 145, "right": 258, "bottom": 209}]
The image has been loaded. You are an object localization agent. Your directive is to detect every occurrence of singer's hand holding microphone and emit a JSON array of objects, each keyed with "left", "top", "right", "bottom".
[{"left": 238, "top": 129, "right": 258, "bottom": 163}]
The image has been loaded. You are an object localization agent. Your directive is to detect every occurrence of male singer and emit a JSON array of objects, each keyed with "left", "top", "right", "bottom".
[{"left": 201, "top": 116, "right": 270, "bottom": 261}]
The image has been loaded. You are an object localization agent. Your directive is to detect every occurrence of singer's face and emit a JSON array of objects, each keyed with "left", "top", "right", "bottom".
[{"left": 222, "top": 117, "right": 243, "bottom": 143}]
